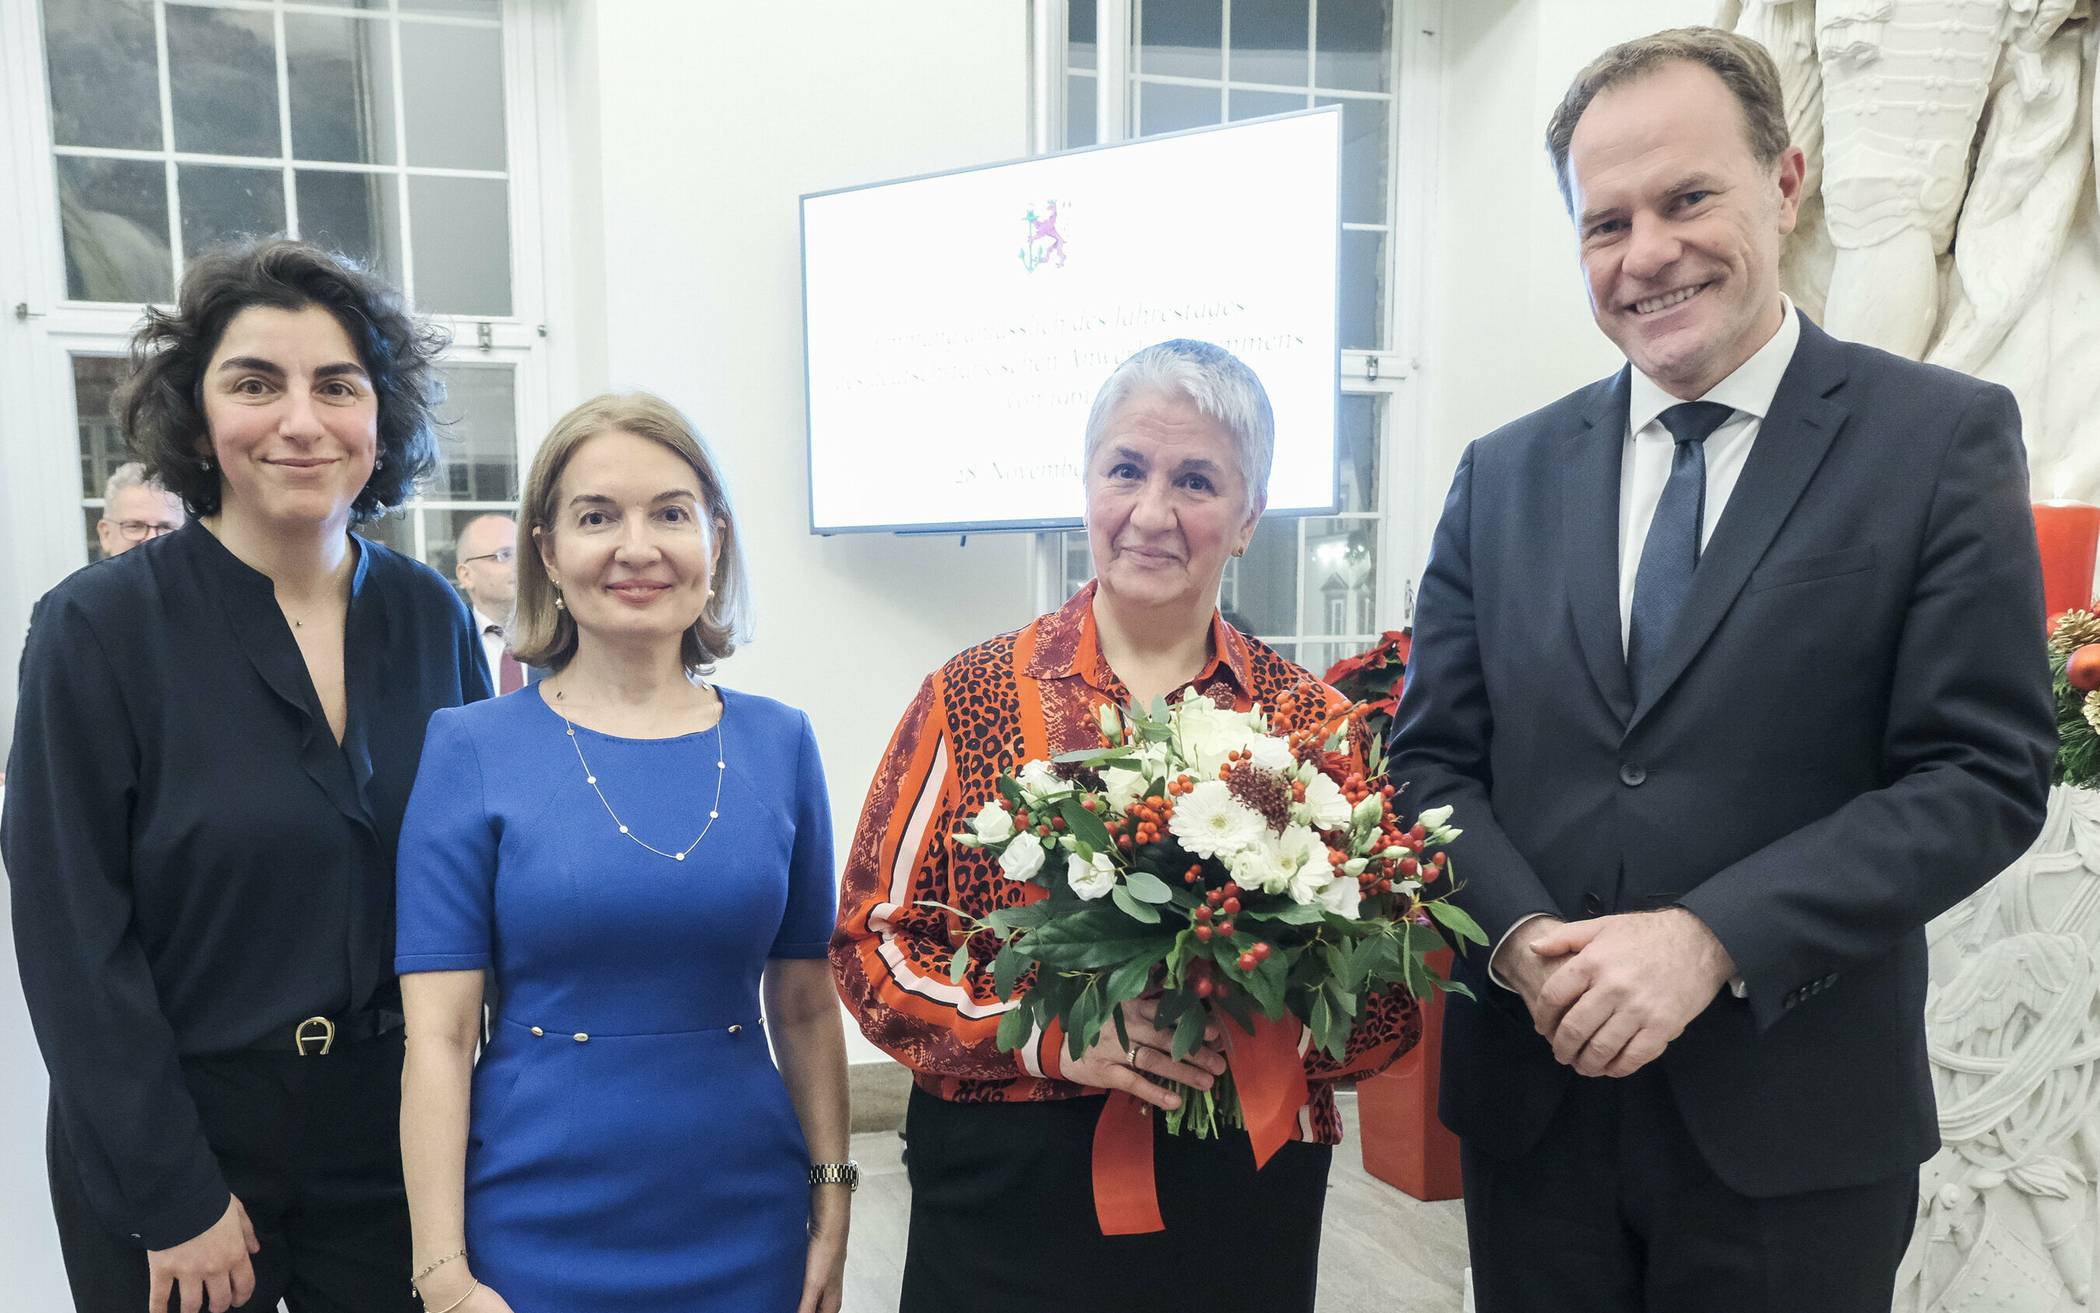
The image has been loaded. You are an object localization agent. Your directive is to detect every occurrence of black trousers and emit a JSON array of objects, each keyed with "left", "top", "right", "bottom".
[
  {"left": 47, "top": 1033, "right": 416, "bottom": 1313},
  {"left": 899, "top": 1086, "right": 1332, "bottom": 1313},
  {"left": 1462, "top": 1068, "right": 1918, "bottom": 1312}
]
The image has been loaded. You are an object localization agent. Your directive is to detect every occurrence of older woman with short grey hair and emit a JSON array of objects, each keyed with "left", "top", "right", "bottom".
[{"left": 834, "top": 339, "right": 1419, "bottom": 1313}]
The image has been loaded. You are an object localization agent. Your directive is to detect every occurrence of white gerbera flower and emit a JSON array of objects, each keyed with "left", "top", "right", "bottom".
[
  {"left": 998, "top": 831, "right": 1046, "bottom": 882},
  {"left": 1299, "top": 772, "right": 1351, "bottom": 830},
  {"left": 1065, "top": 851, "right": 1117, "bottom": 901},
  {"left": 1168, "top": 779, "right": 1265, "bottom": 860},
  {"left": 1316, "top": 875, "right": 1362, "bottom": 920},
  {"left": 970, "top": 801, "right": 1015, "bottom": 843}
]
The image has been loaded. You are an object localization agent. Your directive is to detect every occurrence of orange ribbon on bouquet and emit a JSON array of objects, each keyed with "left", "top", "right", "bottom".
[{"left": 1090, "top": 1012, "right": 1310, "bottom": 1235}]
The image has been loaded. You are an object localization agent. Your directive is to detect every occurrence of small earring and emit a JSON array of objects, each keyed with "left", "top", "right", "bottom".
[
  {"left": 196, "top": 458, "right": 213, "bottom": 472},
  {"left": 552, "top": 590, "right": 565, "bottom": 611},
  {"left": 374, "top": 454, "right": 386, "bottom": 470}
]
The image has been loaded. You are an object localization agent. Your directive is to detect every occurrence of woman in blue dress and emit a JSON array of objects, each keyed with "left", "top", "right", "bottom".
[{"left": 395, "top": 392, "right": 852, "bottom": 1313}]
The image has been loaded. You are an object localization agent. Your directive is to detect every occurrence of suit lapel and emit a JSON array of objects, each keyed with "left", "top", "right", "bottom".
[
  {"left": 1627, "top": 313, "right": 1852, "bottom": 730},
  {"left": 1563, "top": 368, "right": 1635, "bottom": 725}
]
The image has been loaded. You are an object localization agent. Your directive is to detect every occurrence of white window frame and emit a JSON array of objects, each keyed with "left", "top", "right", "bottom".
[
  {"left": 0, "top": 0, "right": 576, "bottom": 758},
  {"left": 1026, "top": 0, "right": 1442, "bottom": 664}
]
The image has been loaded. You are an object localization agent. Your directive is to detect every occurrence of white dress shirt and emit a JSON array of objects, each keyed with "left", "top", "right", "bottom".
[
  {"left": 1491, "top": 300, "right": 1801, "bottom": 992},
  {"left": 472, "top": 607, "right": 506, "bottom": 693}
]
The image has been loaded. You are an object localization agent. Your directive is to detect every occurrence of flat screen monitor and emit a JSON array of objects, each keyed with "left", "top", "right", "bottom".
[{"left": 800, "top": 108, "right": 1341, "bottom": 534}]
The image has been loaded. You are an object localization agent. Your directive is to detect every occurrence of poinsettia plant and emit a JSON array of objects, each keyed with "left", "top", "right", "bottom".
[{"left": 937, "top": 685, "right": 1481, "bottom": 1139}]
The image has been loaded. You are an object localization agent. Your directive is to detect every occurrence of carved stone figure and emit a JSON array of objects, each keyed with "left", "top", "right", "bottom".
[{"left": 1718, "top": 0, "right": 2100, "bottom": 502}]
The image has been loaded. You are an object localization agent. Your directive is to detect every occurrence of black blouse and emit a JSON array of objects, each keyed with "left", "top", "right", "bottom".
[{"left": 1, "top": 520, "right": 490, "bottom": 1248}]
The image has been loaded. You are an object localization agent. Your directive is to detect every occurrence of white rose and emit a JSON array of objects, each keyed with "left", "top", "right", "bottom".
[
  {"left": 1017, "top": 759, "right": 1064, "bottom": 801},
  {"left": 970, "top": 801, "right": 1015, "bottom": 843},
  {"left": 1245, "top": 733, "right": 1295, "bottom": 774},
  {"left": 1300, "top": 772, "right": 1351, "bottom": 830},
  {"left": 1065, "top": 851, "right": 1117, "bottom": 901},
  {"left": 1225, "top": 832, "right": 1292, "bottom": 895},
  {"left": 1316, "top": 875, "right": 1362, "bottom": 920},
  {"left": 1097, "top": 704, "right": 1123, "bottom": 742},
  {"left": 1103, "top": 764, "right": 1149, "bottom": 814},
  {"left": 998, "top": 831, "right": 1047, "bottom": 882},
  {"left": 1286, "top": 862, "right": 1329, "bottom": 906},
  {"left": 1175, "top": 695, "right": 1263, "bottom": 778}
]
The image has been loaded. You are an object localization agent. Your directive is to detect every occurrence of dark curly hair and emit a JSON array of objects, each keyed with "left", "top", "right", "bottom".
[{"left": 115, "top": 238, "right": 448, "bottom": 523}]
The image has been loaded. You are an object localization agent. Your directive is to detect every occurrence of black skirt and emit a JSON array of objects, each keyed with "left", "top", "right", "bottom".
[{"left": 899, "top": 1086, "right": 1332, "bottom": 1313}]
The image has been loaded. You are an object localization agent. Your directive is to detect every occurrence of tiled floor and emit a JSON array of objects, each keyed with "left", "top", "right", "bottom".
[{"left": 840, "top": 1090, "right": 1471, "bottom": 1312}]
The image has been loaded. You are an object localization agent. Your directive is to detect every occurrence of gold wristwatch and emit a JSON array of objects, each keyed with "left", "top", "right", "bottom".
[{"left": 808, "top": 1160, "right": 860, "bottom": 1191}]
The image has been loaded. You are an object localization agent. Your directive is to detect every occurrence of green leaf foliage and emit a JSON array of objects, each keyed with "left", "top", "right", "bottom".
[
  {"left": 1427, "top": 900, "right": 1489, "bottom": 946},
  {"left": 1111, "top": 885, "right": 1162, "bottom": 924},
  {"left": 1123, "top": 867, "right": 1174, "bottom": 904},
  {"left": 1058, "top": 797, "right": 1115, "bottom": 852}
]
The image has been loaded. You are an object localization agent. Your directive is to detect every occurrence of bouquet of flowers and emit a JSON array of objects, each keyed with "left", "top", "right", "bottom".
[
  {"left": 946, "top": 684, "right": 1480, "bottom": 1140},
  {"left": 2050, "top": 608, "right": 2100, "bottom": 789},
  {"left": 1324, "top": 629, "right": 1411, "bottom": 739}
]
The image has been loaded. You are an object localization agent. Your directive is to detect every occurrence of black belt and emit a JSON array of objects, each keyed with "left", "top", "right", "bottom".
[{"left": 246, "top": 1009, "right": 405, "bottom": 1056}]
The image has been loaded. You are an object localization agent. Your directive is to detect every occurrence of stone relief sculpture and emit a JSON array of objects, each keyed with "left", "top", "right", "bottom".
[
  {"left": 1718, "top": 0, "right": 2100, "bottom": 502},
  {"left": 1707, "top": 5, "right": 2100, "bottom": 1310}
]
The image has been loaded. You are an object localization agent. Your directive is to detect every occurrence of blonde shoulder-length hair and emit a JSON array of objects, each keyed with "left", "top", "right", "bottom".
[{"left": 511, "top": 391, "right": 753, "bottom": 676}]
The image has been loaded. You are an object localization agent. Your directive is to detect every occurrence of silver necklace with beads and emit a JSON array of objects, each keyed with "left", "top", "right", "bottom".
[{"left": 553, "top": 687, "right": 727, "bottom": 863}]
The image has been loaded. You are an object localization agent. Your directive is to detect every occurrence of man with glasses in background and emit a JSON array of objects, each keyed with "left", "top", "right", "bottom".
[
  {"left": 95, "top": 462, "right": 185, "bottom": 560},
  {"left": 454, "top": 512, "right": 524, "bottom": 694}
]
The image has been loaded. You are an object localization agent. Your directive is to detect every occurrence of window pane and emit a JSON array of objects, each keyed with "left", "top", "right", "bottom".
[
  {"left": 43, "top": 0, "right": 161, "bottom": 150},
  {"left": 56, "top": 155, "right": 172, "bottom": 302},
  {"left": 166, "top": 4, "right": 280, "bottom": 158},
  {"left": 1138, "top": 0, "right": 1223, "bottom": 80},
  {"left": 298, "top": 169, "right": 402, "bottom": 283},
  {"left": 179, "top": 164, "right": 286, "bottom": 256},
  {"left": 1339, "top": 228, "right": 1384, "bottom": 350},
  {"left": 1137, "top": 80, "right": 1221, "bottom": 136},
  {"left": 1314, "top": 0, "right": 1389, "bottom": 93},
  {"left": 363, "top": 508, "right": 415, "bottom": 558},
  {"left": 287, "top": 13, "right": 398, "bottom": 165},
  {"left": 1302, "top": 516, "right": 1378, "bottom": 642},
  {"left": 1338, "top": 393, "right": 1379, "bottom": 513},
  {"left": 409, "top": 176, "right": 511, "bottom": 315},
  {"left": 400, "top": 20, "right": 506, "bottom": 170},
  {"left": 1230, "top": 518, "right": 1300, "bottom": 638},
  {"left": 402, "top": 0, "right": 501, "bottom": 13},
  {"left": 1066, "top": 72, "right": 1097, "bottom": 148},
  {"left": 73, "top": 355, "right": 131, "bottom": 500},
  {"left": 1231, "top": 0, "right": 1309, "bottom": 87},
  {"left": 431, "top": 365, "right": 517, "bottom": 501},
  {"left": 1069, "top": 0, "right": 1095, "bottom": 71},
  {"left": 1227, "top": 88, "right": 1306, "bottom": 122},
  {"left": 1321, "top": 94, "right": 1388, "bottom": 225}
]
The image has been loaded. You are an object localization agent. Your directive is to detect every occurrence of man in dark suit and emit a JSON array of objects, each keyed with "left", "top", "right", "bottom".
[{"left": 1388, "top": 27, "right": 2055, "bottom": 1310}]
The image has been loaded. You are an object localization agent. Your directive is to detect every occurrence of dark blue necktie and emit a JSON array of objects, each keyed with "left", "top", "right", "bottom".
[{"left": 1627, "top": 401, "right": 1735, "bottom": 701}]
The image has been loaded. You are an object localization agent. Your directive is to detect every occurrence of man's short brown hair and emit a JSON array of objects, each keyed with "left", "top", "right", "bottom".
[{"left": 1545, "top": 26, "right": 1790, "bottom": 211}]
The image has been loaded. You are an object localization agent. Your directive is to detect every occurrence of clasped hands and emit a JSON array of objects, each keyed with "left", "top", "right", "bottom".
[{"left": 1494, "top": 907, "right": 1737, "bottom": 1079}]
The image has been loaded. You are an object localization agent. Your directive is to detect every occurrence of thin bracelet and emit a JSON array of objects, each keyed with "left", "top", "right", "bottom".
[
  {"left": 430, "top": 1279, "right": 480, "bottom": 1313},
  {"left": 414, "top": 1248, "right": 466, "bottom": 1284}
]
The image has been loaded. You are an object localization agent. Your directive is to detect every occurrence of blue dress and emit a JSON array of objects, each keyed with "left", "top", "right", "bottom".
[{"left": 395, "top": 685, "right": 835, "bottom": 1311}]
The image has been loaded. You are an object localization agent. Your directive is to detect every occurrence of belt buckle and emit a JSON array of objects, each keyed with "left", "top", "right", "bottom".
[{"left": 294, "top": 1016, "right": 337, "bottom": 1056}]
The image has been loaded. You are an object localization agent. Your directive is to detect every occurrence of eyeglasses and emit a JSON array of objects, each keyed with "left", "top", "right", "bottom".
[
  {"left": 461, "top": 546, "right": 517, "bottom": 565},
  {"left": 112, "top": 519, "right": 181, "bottom": 542}
]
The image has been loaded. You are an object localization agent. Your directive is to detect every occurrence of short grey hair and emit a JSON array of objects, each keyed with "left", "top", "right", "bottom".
[
  {"left": 1082, "top": 339, "right": 1275, "bottom": 512},
  {"left": 102, "top": 461, "right": 166, "bottom": 506}
]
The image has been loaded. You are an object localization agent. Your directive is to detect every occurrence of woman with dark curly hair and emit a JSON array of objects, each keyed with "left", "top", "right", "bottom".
[{"left": 1, "top": 237, "right": 490, "bottom": 1313}]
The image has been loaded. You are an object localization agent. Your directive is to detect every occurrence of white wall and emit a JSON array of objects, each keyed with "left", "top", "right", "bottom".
[
  {"left": 1405, "top": 0, "right": 1720, "bottom": 578},
  {"left": 558, "top": 0, "right": 1036, "bottom": 1063}
]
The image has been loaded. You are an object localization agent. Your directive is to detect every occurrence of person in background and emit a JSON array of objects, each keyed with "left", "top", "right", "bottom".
[
  {"left": 454, "top": 513, "right": 523, "bottom": 694},
  {"left": 396, "top": 392, "right": 850, "bottom": 1313},
  {"left": 2, "top": 237, "right": 489, "bottom": 1313},
  {"left": 833, "top": 339, "right": 1419, "bottom": 1313},
  {"left": 95, "top": 461, "right": 186, "bottom": 559}
]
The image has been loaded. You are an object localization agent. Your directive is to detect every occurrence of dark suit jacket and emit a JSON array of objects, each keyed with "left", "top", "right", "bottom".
[{"left": 1387, "top": 312, "right": 2055, "bottom": 1198}]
